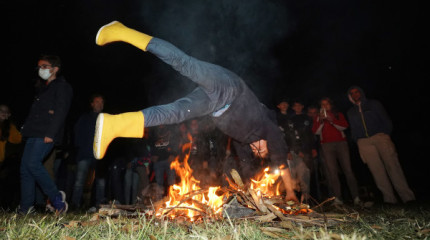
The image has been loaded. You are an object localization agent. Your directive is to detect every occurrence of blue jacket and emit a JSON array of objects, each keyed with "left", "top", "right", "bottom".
[
  {"left": 346, "top": 86, "right": 392, "bottom": 141},
  {"left": 21, "top": 76, "right": 73, "bottom": 144}
]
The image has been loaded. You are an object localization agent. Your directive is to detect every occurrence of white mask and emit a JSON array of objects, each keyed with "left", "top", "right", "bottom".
[{"left": 38, "top": 68, "right": 52, "bottom": 80}]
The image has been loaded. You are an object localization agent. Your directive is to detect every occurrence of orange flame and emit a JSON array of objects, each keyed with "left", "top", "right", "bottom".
[
  {"left": 250, "top": 167, "right": 282, "bottom": 197},
  {"left": 157, "top": 133, "right": 227, "bottom": 220}
]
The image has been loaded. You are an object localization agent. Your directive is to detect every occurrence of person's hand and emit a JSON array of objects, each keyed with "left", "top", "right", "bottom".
[
  {"left": 298, "top": 151, "right": 305, "bottom": 158},
  {"left": 311, "top": 149, "right": 318, "bottom": 158},
  {"left": 44, "top": 136, "right": 53, "bottom": 143}
]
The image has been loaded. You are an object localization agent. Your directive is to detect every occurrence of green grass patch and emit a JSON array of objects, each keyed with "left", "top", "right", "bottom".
[{"left": 1, "top": 202, "right": 429, "bottom": 239}]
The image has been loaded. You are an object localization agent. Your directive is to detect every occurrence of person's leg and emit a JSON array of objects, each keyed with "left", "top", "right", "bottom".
[
  {"left": 123, "top": 167, "right": 132, "bottom": 205},
  {"left": 293, "top": 154, "right": 311, "bottom": 201},
  {"left": 96, "top": 21, "right": 240, "bottom": 107},
  {"left": 71, "top": 159, "right": 92, "bottom": 208},
  {"left": 131, "top": 169, "right": 139, "bottom": 204},
  {"left": 153, "top": 160, "right": 166, "bottom": 188},
  {"left": 321, "top": 142, "right": 342, "bottom": 201},
  {"left": 19, "top": 139, "right": 37, "bottom": 212},
  {"left": 374, "top": 134, "right": 415, "bottom": 203},
  {"left": 93, "top": 21, "right": 243, "bottom": 159},
  {"left": 142, "top": 88, "right": 212, "bottom": 127},
  {"left": 147, "top": 38, "right": 240, "bottom": 104},
  {"left": 357, "top": 137, "right": 397, "bottom": 204},
  {"left": 20, "top": 138, "right": 57, "bottom": 212},
  {"left": 336, "top": 141, "right": 360, "bottom": 200},
  {"left": 94, "top": 159, "right": 107, "bottom": 207},
  {"left": 135, "top": 165, "right": 149, "bottom": 200}
]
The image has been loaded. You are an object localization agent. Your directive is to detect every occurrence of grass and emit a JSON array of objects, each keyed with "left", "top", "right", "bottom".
[{"left": 1, "top": 201, "right": 429, "bottom": 240}]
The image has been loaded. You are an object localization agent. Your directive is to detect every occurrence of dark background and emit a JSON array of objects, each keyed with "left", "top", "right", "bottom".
[{"left": 2, "top": 0, "right": 427, "bottom": 199}]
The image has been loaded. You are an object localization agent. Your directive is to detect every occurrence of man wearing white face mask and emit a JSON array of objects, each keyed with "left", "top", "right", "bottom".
[{"left": 19, "top": 55, "right": 73, "bottom": 214}]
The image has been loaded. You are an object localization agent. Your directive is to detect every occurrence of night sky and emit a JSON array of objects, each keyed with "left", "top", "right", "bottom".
[{"left": 2, "top": 1, "right": 427, "bottom": 198}]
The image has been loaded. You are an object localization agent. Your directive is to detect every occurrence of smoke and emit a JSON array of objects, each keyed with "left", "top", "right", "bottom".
[{"left": 135, "top": 0, "right": 292, "bottom": 105}]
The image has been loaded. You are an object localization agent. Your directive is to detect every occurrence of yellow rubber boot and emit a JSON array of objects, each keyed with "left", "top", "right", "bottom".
[
  {"left": 95, "top": 21, "right": 153, "bottom": 51},
  {"left": 93, "top": 111, "right": 144, "bottom": 159}
]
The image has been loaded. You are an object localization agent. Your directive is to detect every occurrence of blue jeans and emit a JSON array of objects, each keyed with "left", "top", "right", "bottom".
[
  {"left": 142, "top": 38, "right": 240, "bottom": 127},
  {"left": 124, "top": 167, "right": 139, "bottom": 204},
  {"left": 153, "top": 159, "right": 176, "bottom": 188},
  {"left": 71, "top": 157, "right": 106, "bottom": 208},
  {"left": 20, "top": 138, "right": 56, "bottom": 212}
]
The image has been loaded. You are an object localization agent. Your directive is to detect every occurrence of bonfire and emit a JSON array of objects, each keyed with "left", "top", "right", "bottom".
[{"left": 97, "top": 135, "right": 356, "bottom": 228}]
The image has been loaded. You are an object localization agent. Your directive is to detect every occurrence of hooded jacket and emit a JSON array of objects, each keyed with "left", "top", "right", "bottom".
[{"left": 346, "top": 86, "right": 392, "bottom": 141}]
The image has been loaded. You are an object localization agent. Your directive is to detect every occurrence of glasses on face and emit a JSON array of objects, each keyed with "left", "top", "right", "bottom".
[{"left": 36, "top": 64, "right": 52, "bottom": 70}]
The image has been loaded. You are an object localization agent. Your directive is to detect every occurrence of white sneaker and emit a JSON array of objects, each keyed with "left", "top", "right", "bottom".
[{"left": 354, "top": 197, "right": 362, "bottom": 206}]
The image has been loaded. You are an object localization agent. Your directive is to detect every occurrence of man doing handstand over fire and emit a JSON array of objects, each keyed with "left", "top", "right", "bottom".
[{"left": 93, "top": 21, "right": 298, "bottom": 202}]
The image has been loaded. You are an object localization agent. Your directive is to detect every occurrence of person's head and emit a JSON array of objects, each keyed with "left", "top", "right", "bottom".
[
  {"left": 307, "top": 105, "right": 319, "bottom": 118},
  {"left": 37, "top": 54, "right": 61, "bottom": 82},
  {"left": 250, "top": 139, "right": 268, "bottom": 159},
  {"left": 291, "top": 99, "right": 305, "bottom": 114},
  {"left": 319, "top": 97, "right": 333, "bottom": 111},
  {"left": 276, "top": 98, "right": 289, "bottom": 114},
  {"left": 348, "top": 87, "right": 363, "bottom": 104},
  {"left": 89, "top": 93, "right": 105, "bottom": 113},
  {"left": 178, "top": 122, "right": 188, "bottom": 134},
  {"left": 189, "top": 118, "right": 200, "bottom": 135},
  {"left": 0, "top": 104, "right": 11, "bottom": 123}
]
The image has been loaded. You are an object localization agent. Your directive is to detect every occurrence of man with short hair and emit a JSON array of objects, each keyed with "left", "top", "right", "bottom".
[
  {"left": 19, "top": 54, "right": 73, "bottom": 214},
  {"left": 346, "top": 86, "right": 415, "bottom": 204},
  {"left": 71, "top": 94, "right": 106, "bottom": 211}
]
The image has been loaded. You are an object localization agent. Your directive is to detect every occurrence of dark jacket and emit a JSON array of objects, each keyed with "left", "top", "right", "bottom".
[
  {"left": 346, "top": 86, "right": 392, "bottom": 141},
  {"left": 284, "top": 113, "right": 315, "bottom": 154},
  {"left": 74, "top": 111, "right": 98, "bottom": 160},
  {"left": 21, "top": 76, "right": 73, "bottom": 144},
  {"left": 212, "top": 80, "right": 288, "bottom": 166}
]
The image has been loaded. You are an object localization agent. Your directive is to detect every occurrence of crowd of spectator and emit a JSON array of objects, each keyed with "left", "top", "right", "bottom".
[{"left": 0, "top": 54, "right": 415, "bottom": 215}]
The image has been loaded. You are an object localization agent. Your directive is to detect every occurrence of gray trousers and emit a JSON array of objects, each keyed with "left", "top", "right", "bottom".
[
  {"left": 321, "top": 141, "right": 359, "bottom": 201},
  {"left": 288, "top": 152, "right": 310, "bottom": 194},
  {"left": 357, "top": 133, "right": 415, "bottom": 203},
  {"left": 142, "top": 38, "right": 239, "bottom": 127}
]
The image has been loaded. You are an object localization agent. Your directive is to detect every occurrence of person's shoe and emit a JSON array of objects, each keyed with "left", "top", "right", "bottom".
[
  {"left": 51, "top": 191, "right": 68, "bottom": 214},
  {"left": 93, "top": 111, "right": 145, "bottom": 159},
  {"left": 17, "top": 206, "right": 36, "bottom": 216},
  {"left": 353, "top": 196, "right": 362, "bottom": 206},
  {"left": 333, "top": 198, "right": 343, "bottom": 206},
  {"left": 87, "top": 206, "right": 98, "bottom": 214},
  {"left": 46, "top": 201, "right": 55, "bottom": 213},
  {"left": 96, "top": 21, "right": 153, "bottom": 51}
]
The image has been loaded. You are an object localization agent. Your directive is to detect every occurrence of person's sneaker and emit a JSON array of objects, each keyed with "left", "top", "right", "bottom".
[
  {"left": 51, "top": 191, "right": 68, "bottom": 214},
  {"left": 333, "top": 198, "right": 344, "bottom": 205},
  {"left": 353, "top": 196, "right": 362, "bottom": 206},
  {"left": 88, "top": 206, "right": 98, "bottom": 214},
  {"left": 17, "top": 206, "right": 36, "bottom": 215}
]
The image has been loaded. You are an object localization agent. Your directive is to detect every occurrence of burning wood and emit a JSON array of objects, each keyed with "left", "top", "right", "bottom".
[{"left": 97, "top": 135, "right": 350, "bottom": 227}]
